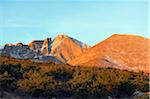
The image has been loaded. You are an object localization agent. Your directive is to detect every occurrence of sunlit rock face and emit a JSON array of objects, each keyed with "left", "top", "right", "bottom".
[
  {"left": 49, "top": 34, "right": 90, "bottom": 63},
  {"left": 28, "top": 34, "right": 90, "bottom": 63}
]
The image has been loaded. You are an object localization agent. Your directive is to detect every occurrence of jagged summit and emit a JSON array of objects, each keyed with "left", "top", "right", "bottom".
[{"left": 52, "top": 34, "right": 90, "bottom": 49}]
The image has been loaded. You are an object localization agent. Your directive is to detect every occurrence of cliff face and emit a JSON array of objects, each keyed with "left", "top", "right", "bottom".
[
  {"left": 68, "top": 34, "right": 150, "bottom": 73},
  {"left": 41, "top": 38, "right": 52, "bottom": 55}
]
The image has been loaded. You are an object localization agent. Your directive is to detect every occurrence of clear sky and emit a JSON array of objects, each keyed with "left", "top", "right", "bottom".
[{"left": 0, "top": 0, "right": 148, "bottom": 46}]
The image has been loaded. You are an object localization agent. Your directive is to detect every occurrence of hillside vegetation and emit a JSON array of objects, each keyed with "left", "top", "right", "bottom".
[{"left": 0, "top": 56, "right": 149, "bottom": 98}]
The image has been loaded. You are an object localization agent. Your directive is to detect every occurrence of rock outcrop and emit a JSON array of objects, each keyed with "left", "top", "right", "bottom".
[
  {"left": 1, "top": 43, "right": 37, "bottom": 59},
  {"left": 41, "top": 38, "right": 52, "bottom": 55},
  {"left": 28, "top": 40, "right": 44, "bottom": 53}
]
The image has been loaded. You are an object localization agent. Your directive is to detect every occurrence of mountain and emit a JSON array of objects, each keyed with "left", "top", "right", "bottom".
[
  {"left": 49, "top": 34, "right": 90, "bottom": 63},
  {"left": 28, "top": 34, "right": 90, "bottom": 63},
  {"left": 68, "top": 34, "right": 150, "bottom": 73},
  {"left": 1, "top": 34, "right": 149, "bottom": 73},
  {"left": 0, "top": 34, "right": 90, "bottom": 63}
]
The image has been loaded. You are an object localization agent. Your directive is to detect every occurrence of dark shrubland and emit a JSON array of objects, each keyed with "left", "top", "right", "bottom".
[{"left": 0, "top": 57, "right": 149, "bottom": 98}]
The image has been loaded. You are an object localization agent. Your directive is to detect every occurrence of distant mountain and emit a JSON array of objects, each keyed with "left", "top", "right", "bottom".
[
  {"left": 0, "top": 34, "right": 90, "bottom": 64},
  {"left": 68, "top": 34, "right": 150, "bottom": 73}
]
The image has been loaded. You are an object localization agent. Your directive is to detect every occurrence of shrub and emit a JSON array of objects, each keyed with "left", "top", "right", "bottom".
[{"left": 0, "top": 56, "right": 149, "bottom": 98}]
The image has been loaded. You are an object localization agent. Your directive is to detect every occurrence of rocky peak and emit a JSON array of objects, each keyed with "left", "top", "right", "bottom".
[
  {"left": 49, "top": 34, "right": 90, "bottom": 63},
  {"left": 56, "top": 34, "right": 68, "bottom": 38},
  {"left": 53, "top": 34, "right": 68, "bottom": 42}
]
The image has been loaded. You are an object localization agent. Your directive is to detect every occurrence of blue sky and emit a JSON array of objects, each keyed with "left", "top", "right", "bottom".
[{"left": 0, "top": 0, "right": 148, "bottom": 46}]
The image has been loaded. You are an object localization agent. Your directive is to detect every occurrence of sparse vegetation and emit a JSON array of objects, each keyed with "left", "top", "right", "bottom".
[{"left": 0, "top": 57, "right": 149, "bottom": 98}]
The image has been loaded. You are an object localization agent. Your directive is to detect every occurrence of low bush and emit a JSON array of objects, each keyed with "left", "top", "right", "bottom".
[{"left": 0, "top": 56, "right": 149, "bottom": 98}]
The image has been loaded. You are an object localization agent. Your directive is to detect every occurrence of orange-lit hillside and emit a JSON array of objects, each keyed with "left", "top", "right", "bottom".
[{"left": 69, "top": 34, "right": 150, "bottom": 73}]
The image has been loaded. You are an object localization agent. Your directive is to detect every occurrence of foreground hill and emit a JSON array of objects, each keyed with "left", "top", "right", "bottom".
[
  {"left": 69, "top": 34, "right": 150, "bottom": 73},
  {"left": 0, "top": 56, "right": 149, "bottom": 98}
]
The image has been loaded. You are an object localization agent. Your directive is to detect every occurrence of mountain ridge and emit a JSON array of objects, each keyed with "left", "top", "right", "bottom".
[
  {"left": 0, "top": 34, "right": 90, "bottom": 64},
  {"left": 0, "top": 34, "right": 149, "bottom": 73}
]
